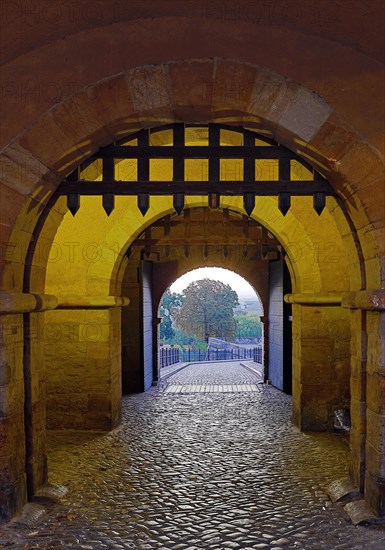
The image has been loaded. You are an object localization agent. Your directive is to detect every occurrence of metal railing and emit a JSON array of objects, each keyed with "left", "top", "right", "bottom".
[
  {"left": 159, "top": 346, "right": 180, "bottom": 368},
  {"left": 180, "top": 346, "right": 262, "bottom": 363},
  {"left": 159, "top": 342, "right": 263, "bottom": 366},
  {"left": 253, "top": 346, "right": 263, "bottom": 363}
]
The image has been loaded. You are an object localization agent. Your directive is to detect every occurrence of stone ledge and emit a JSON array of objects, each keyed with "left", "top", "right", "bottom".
[
  {"left": 342, "top": 290, "right": 385, "bottom": 311},
  {"left": 0, "top": 293, "right": 130, "bottom": 314},
  {"left": 284, "top": 292, "right": 342, "bottom": 305},
  {"left": 0, "top": 292, "right": 57, "bottom": 314},
  {"left": 285, "top": 291, "right": 385, "bottom": 310},
  {"left": 56, "top": 295, "right": 130, "bottom": 308}
]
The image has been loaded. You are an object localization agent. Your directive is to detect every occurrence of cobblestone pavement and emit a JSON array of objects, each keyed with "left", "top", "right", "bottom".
[
  {"left": 1, "top": 362, "right": 385, "bottom": 549},
  {"left": 163, "top": 361, "right": 262, "bottom": 385}
]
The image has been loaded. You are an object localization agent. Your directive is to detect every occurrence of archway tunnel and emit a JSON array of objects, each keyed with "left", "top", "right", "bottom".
[
  {"left": 3, "top": 121, "right": 361, "bottom": 519},
  {"left": 0, "top": 47, "right": 384, "bottom": 524},
  {"left": 120, "top": 206, "right": 275, "bottom": 394}
]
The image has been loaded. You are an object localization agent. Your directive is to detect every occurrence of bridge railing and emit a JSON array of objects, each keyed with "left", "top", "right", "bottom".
[
  {"left": 159, "top": 346, "right": 180, "bottom": 368},
  {"left": 160, "top": 341, "right": 263, "bottom": 366},
  {"left": 208, "top": 337, "right": 263, "bottom": 364},
  {"left": 179, "top": 346, "right": 262, "bottom": 363}
]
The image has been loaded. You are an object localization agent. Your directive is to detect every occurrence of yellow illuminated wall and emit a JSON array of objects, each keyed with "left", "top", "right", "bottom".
[{"left": 39, "top": 126, "right": 356, "bottom": 433}]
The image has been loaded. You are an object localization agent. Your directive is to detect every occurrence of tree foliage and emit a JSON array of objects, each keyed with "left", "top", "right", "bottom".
[
  {"left": 159, "top": 290, "right": 184, "bottom": 342},
  {"left": 235, "top": 313, "right": 262, "bottom": 339},
  {"left": 174, "top": 279, "right": 239, "bottom": 341},
  {"left": 172, "top": 329, "right": 206, "bottom": 350}
]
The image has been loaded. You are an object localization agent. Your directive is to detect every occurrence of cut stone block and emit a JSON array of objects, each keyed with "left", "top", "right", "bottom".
[
  {"left": 344, "top": 500, "right": 379, "bottom": 526},
  {"left": 327, "top": 478, "right": 361, "bottom": 503},
  {"left": 9, "top": 502, "right": 46, "bottom": 528},
  {"left": 34, "top": 483, "right": 68, "bottom": 503}
]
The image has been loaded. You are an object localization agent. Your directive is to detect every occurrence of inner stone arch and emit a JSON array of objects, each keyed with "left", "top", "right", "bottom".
[
  {"left": 117, "top": 204, "right": 279, "bottom": 394},
  {"left": 39, "top": 122, "right": 354, "bottom": 416}
]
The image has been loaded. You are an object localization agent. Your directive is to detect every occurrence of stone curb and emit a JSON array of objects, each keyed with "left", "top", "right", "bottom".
[
  {"left": 240, "top": 361, "right": 264, "bottom": 381},
  {"left": 159, "top": 362, "right": 193, "bottom": 381}
]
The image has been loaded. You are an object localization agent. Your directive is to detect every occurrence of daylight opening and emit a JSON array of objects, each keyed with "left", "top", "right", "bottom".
[{"left": 158, "top": 268, "right": 264, "bottom": 378}]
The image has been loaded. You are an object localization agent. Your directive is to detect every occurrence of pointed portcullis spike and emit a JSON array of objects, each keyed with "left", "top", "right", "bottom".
[
  {"left": 173, "top": 193, "right": 185, "bottom": 215},
  {"left": 138, "top": 194, "right": 150, "bottom": 216},
  {"left": 313, "top": 192, "right": 326, "bottom": 215},
  {"left": 208, "top": 192, "right": 220, "bottom": 209},
  {"left": 67, "top": 194, "right": 80, "bottom": 216},
  {"left": 278, "top": 193, "right": 291, "bottom": 216},
  {"left": 102, "top": 193, "right": 115, "bottom": 216},
  {"left": 243, "top": 192, "right": 255, "bottom": 217}
]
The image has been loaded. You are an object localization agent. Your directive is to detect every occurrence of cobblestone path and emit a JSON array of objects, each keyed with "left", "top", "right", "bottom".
[
  {"left": 163, "top": 361, "right": 262, "bottom": 386},
  {"left": 1, "top": 362, "right": 385, "bottom": 549}
]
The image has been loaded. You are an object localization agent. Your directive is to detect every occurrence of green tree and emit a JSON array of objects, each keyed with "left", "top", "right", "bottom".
[
  {"left": 235, "top": 313, "right": 262, "bottom": 339},
  {"left": 172, "top": 329, "right": 206, "bottom": 350},
  {"left": 160, "top": 312, "right": 174, "bottom": 342},
  {"left": 159, "top": 290, "right": 184, "bottom": 342},
  {"left": 175, "top": 279, "right": 239, "bottom": 342}
]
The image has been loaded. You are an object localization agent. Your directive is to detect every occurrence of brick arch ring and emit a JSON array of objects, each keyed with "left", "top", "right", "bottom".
[{"left": 3, "top": 58, "right": 384, "bottom": 293}]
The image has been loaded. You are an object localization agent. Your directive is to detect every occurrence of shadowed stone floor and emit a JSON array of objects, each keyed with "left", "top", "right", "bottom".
[{"left": 1, "top": 362, "right": 385, "bottom": 549}]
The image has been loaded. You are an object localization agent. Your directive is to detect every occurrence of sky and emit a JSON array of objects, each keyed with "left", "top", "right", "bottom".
[{"left": 169, "top": 267, "right": 259, "bottom": 302}]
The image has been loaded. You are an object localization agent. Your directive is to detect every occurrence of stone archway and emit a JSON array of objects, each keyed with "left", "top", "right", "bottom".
[
  {"left": 118, "top": 206, "right": 274, "bottom": 393},
  {"left": 1, "top": 58, "right": 383, "bottom": 288},
  {"left": 1, "top": 55, "right": 384, "bottom": 520},
  {"left": 1, "top": 60, "right": 382, "bottom": 295}
]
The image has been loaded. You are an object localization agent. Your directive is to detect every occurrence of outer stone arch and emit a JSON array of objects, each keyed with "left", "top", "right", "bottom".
[
  {"left": 1, "top": 58, "right": 383, "bottom": 293},
  {"left": 1, "top": 56, "right": 384, "bottom": 520}
]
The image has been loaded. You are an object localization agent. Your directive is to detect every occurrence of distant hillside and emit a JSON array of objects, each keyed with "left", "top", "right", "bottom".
[{"left": 235, "top": 298, "right": 263, "bottom": 315}]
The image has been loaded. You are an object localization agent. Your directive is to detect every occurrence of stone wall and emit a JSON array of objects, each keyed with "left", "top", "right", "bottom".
[
  {"left": 365, "top": 311, "right": 385, "bottom": 514},
  {"left": 25, "top": 312, "right": 47, "bottom": 496},
  {"left": 349, "top": 308, "right": 367, "bottom": 492},
  {"left": 0, "top": 314, "right": 27, "bottom": 519},
  {"left": 44, "top": 307, "right": 122, "bottom": 430},
  {"left": 291, "top": 302, "right": 351, "bottom": 431},
  {"left": 121, "top": 270, "right": 142, "bottom": 394}
]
